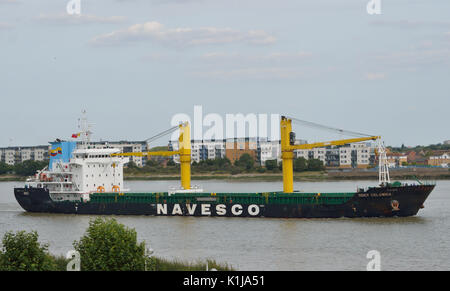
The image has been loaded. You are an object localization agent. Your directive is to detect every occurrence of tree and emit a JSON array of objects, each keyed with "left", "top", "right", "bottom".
[
  {"left": 13, "top": 160, "right": 48, "bottom": 176},
  {"left": 215, "top": 158, "right": 231, "bottom": 168},
  {"left": 235, "top": 154, "right": 254, "bottom": 170},
  {"left": 126, "top": 161, "right": 139, "bottom": 169},
  {"left": 145, "top": 159, "right": 159, "bottom": 167},
  {"left": 0, "top": 162, "right": 11, "bottom": 175},
  {"left": 73, "top": 218, "right": 148, "bottom": 271},
  {"left": 0, "top": 230, "right": 56, "bottom": 271},
  {"left": 265, "top": 159, "right": 278, "bottom": 171},
  {"left": 307, "top": 159, "right": 325, "bottom": 171},
  {"left": 293, "top": 157, "right": 308, "bottom": 172}
]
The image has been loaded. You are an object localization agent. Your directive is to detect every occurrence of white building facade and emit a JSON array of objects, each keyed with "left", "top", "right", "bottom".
[
  {"left": 294, "top": 142, "right": 375, "bottom": 168},
  {"left": 0, "top": 146, "right": 50, "bottom": 165}
]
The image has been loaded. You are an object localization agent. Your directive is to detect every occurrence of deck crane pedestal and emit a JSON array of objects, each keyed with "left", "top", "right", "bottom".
[{"left": 280, "top": 116, "right": 381, "bottom": 193}]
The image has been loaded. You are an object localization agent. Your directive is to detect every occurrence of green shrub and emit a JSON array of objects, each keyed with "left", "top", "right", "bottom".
[
  {"left": 294, "top": 157, "right": 308, "bottom": 172},
  {"left": 234, "top": 154, "right": 255, "bottom": 170},
  {"left": 257, "top": 167, "right": 266, "bottom": 173},
  {"left": 265, "top": 159, "right": 278, "bottom": 171},
  {"left": 307, "top": 159, "right": 325, "bottom": 171},
  {"left": 231, "top": 168, "right": 242, "bottom": 175},
  {"left": 13, "top": 160, "right": 48, "bottom": 176},
  {"left": 0, "top": 230, "right": 56, "bottom": 271},
  {"left": 51, "top": 255, "right": 70, "bottom": 271},
  {"left": 73, "top": 218, "right": 147, "bottom": 271},
  {"left": 0, "top": 162, "right": 12, "bottom": 175}
]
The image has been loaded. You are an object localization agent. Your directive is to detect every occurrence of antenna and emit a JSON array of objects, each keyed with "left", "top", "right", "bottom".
[{"left": 78, "top": 110, "right": 93, "bottom": 146}]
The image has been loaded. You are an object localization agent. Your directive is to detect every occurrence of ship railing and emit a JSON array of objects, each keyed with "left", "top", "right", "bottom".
[{"left": 168, "top": 185, "right": 204, "bottom": 196}]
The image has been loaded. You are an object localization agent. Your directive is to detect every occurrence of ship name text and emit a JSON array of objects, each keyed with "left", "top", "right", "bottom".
[{"left": 156, "top": 203, "right": 261, "bottom": 216}]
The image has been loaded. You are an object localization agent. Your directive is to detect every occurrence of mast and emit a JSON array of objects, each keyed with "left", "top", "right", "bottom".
[
  {"left": 78, "top": 110, "right": 93, "bottom": 147},
  {"left": 377, "top": 140, "right": 391, "bottom": 186}
]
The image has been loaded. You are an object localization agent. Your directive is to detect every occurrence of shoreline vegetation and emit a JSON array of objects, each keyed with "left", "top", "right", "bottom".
[
  {"left": 1, "top": 168, "right": 450, "bottom": 182},
  {"left": 0, "top": 218, "right": 234, "bottom": 271},
  {"left": 123, "top": 167, "right": 450, "bottom": 181},
  {"left": 1, "top": 156, "right": 449, "bottom": 182}
]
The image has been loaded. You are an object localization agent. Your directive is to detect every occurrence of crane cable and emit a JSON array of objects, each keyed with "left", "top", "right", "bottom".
[
  {"left": 144, "top": 125, "right": 180, "bottom": 145},
  {"left": 286, "top": 116, "right": 375, "bottom": 138}
]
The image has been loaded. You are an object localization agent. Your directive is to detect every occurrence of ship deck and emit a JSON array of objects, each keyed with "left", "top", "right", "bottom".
[{"left": 85, "top": 191, "right": 357, "bottom": 205}]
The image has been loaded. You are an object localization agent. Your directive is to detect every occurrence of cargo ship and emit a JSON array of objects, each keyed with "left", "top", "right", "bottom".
[{"left": 14, "top": 115, "right": 435, "bottom": 218}]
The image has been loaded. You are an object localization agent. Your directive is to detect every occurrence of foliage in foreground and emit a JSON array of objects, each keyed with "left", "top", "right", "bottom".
[
  {"left": 0, "top": 231, "right": 57, "bottom": 271},
  {"left": 73, "top": 217, "right": 147, "bottom": 271},
  {"left": 0, "top": 218, "right": 234, "bottom": 271},
  {"left": 148, "top": 257, "right": 234, "bottom": 271}
]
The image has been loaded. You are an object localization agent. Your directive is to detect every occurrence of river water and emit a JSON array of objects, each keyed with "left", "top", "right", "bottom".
[{"left": 0, "top": 180, "right": 449, "bottom": 270}]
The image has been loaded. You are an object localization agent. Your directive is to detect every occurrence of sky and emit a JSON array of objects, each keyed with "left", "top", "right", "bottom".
[{"left": 0, "top": 0, "right": 449, "bottom": 147}]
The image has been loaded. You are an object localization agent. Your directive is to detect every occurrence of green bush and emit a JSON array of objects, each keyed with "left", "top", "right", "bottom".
[
  {"left": 51, "top": 255, "right": 70, "bottom": 271},
  {"left": 265, "top": 159, "right": 278, "bottom": 171},
  {"left": 126, "top": 161, "right": 139, "bottom": 169},
  {"left": 234, "top": 153, "right": 254, "bottom": 170},
  {"left": 0, "top": 225, "right": 236, "bottom": 271},
  {"left": 73, "top": 218, "right": 148, "bottom": 271},
  {"left": 307, "top": 159, "right": 325, "bottom": 171},
  {"left": 294, "top": 157, "right": 308, "bottom": 172},
  {"left": 0, "top": 230, "right": 56, "bottom": 271},
  {"left": 0, "top": 162, "right": 12, "bottom": 175},
  {"left": 13, "top": 160, "right": 48, "bottom": 176},
  {"left": 230, "top": 168, "right": 242, "bottom": 175}
]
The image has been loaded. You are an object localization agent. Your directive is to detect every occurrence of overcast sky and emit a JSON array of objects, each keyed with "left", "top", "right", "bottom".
[{"left": 0, "top": 0, "right": 449, "bottom": 147}]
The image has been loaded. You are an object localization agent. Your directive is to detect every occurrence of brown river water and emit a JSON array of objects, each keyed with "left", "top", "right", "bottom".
[{"left": 0, "top": 180, "right": 449, "bottom": 270}]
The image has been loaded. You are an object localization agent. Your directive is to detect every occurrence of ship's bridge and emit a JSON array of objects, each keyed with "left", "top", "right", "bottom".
[{"left": 71, "top": 148, "right": 123, "bottom": 159}]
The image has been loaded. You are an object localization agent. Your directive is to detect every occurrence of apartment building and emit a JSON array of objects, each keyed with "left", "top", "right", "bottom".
[
  {"left": 1, "top": 141, "right": 151, "bottom": 167},
  {"left": 170, "top": 140, "right": 226, "bottom": 164},
  {"left": 351, "top": 143, "right": 373, "bottom": 168},
  {"left": 0, "top": 146, "right": 49, "bottom": 165},
  {"left": 168, "top": 138, "right": 376, "bottom": 169},
  {"left": 257, "top": 139, "right": 281, "bottom": 166},
  {"left": 428, "top": 152, "right": 450, "bottom": 167},
  {"left": 295, "top": 143, "right": 375, "bottom": 168},
  {"left": 386, "top": 153, "right": 408, "bottom": 168},
  {"left": 171, "top": 138, "right": 282, "bottom": 166},
  {"left": 225, "top": 139, "right": 258, "bottom": 164}
]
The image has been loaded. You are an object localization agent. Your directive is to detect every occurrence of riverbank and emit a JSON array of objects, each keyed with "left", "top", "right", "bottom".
[
  {"left": 0, "top": 175, "right": 25, "bottom": 182},
  {"left": 2, "top": 168, "right": 449, "bottom": 182},
  {"left": 124, "top": 168, "right": 450, "bottom": 182}
]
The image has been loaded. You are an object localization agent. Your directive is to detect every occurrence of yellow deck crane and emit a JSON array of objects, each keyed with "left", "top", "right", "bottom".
[
  {"left": 280, "top": 116, "right": 380, "bottom": 193},
  {"left": 111, "top": 122, "right": 192, "bottom": 190}
]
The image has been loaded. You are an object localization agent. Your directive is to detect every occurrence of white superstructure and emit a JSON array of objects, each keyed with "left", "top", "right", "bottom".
[{"left": 24, "top": 113, "right": 129, "bottom": 201}]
